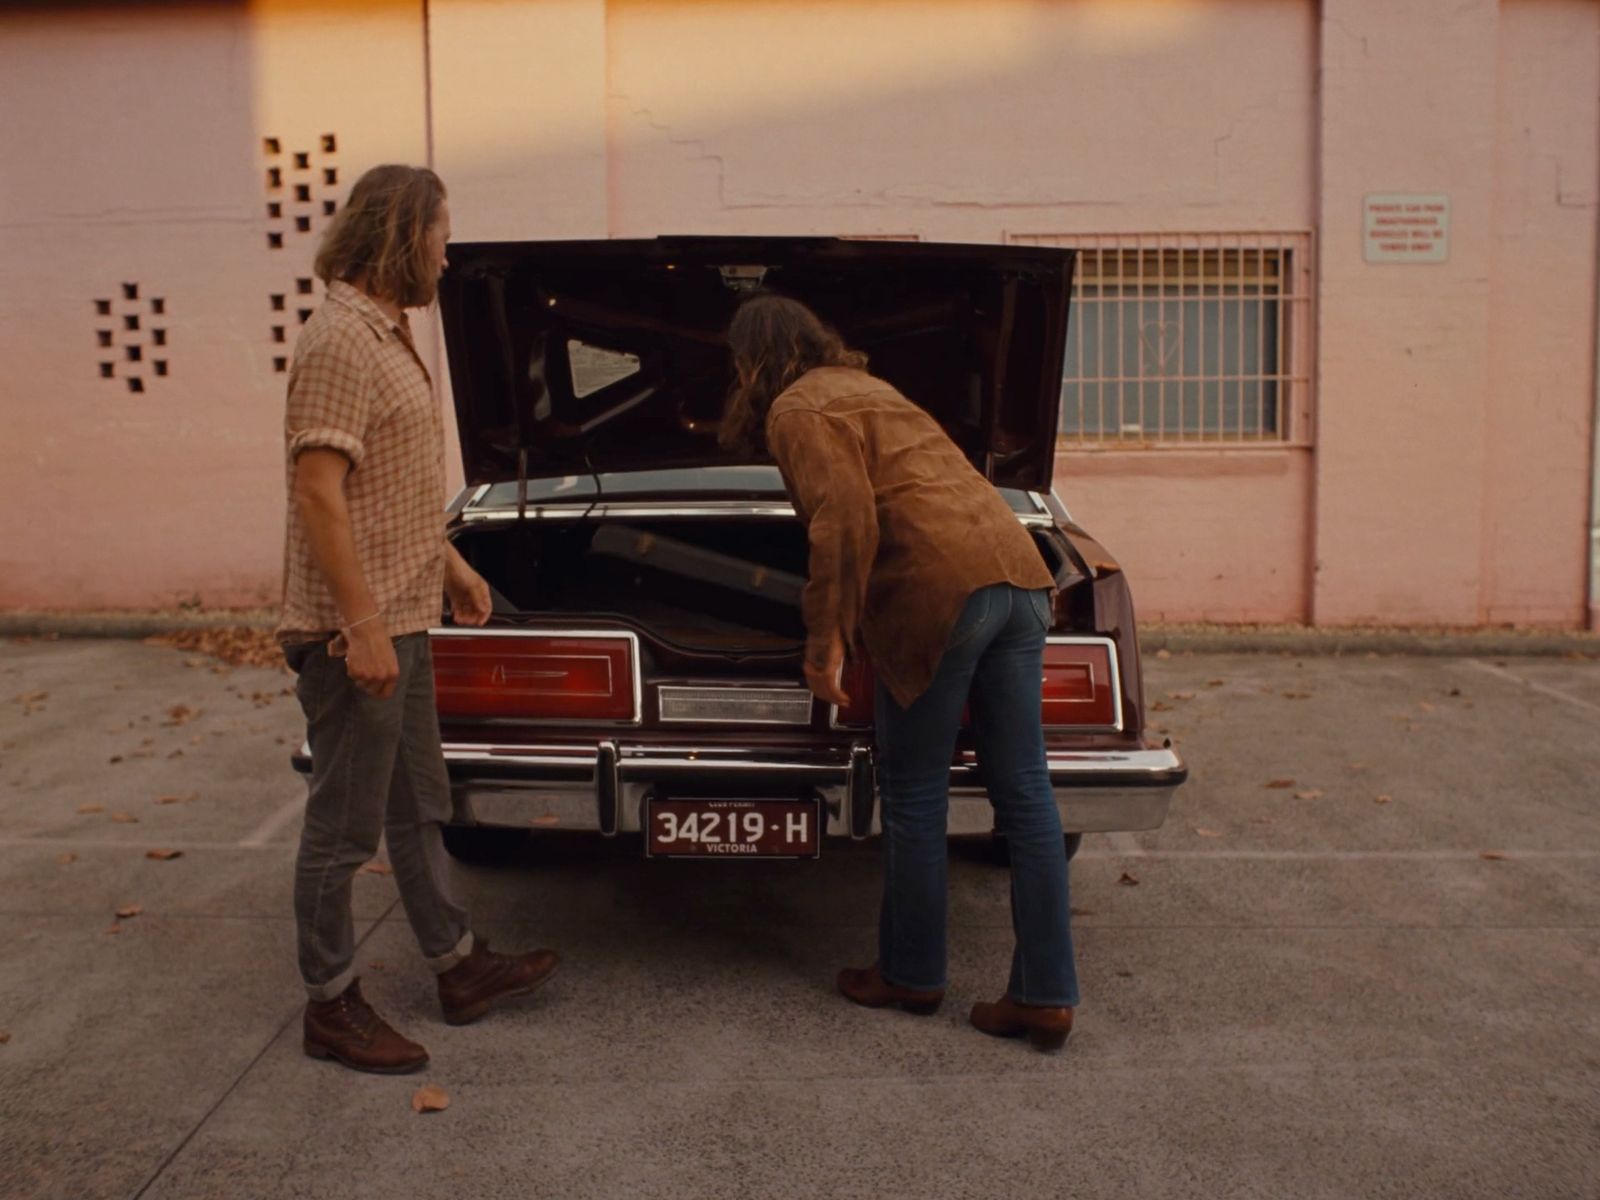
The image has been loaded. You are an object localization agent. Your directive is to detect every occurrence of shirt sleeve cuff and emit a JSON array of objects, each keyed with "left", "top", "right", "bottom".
[{"left": 288, "top": 427, "right": 365, "bottom": 470}]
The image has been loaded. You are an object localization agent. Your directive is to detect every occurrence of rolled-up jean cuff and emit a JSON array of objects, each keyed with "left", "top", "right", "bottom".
[
  {"left": 425, "top": 930, "right": 474, "bottom": 974},
  {"left": 304, "top": 964, "right": 359, "bottom": 1004}
]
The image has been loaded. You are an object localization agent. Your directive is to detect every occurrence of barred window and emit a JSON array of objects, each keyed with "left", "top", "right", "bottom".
[{"left": 1011, "top": 233, "right": 1314, "bottom": 446}]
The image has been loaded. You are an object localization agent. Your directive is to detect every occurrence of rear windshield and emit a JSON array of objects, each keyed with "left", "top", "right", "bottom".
[{"left": 479, "top": 467, "right": 1040, "bottom": 512}]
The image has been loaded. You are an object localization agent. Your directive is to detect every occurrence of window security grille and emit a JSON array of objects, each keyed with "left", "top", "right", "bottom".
[{"left": 1010, "top": 233, "right": 1314, "bottom": 446}]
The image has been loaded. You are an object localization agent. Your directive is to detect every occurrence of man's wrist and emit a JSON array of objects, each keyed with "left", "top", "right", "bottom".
[{"left": 342, "top": 610, "right": 385, "bottom": 636}]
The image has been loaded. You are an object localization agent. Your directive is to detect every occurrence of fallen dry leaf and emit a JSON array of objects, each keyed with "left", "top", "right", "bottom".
[
  {"left": 1205, "top": 678, "right": 1225, "bottom": 688},
  {"left": 1194, "top": 827, "right": 1223, "bottom": 838},
  {"left": 147, "top": 627, "right": 285, "bottom": 669},
  {"left": 1117, "top": 871, "right": 1140, "bottom": 886},
  {"left": 1155, "top": 648, "right": 1172, "bottom": 660},
  {"left": 109, "top": 812, "right": 140, "bottom": 824},
  {"left": 411, "top": 1085, "right": 450, "bottom": 1114},
  {"left": 115, "top": 904, "right": 143, "bottom": 919},
  {"left": 1150, "top": 701, "right": 1173, "bottom": 713},
  {"left": 145, "top": 849, "right": 183, "bottom": 861},
  {"left": 56, "top": 853, "right": 76, "bottom": 865},
  {"left": 162, "top": 705, "right": 198, "bottom": 726},
  {"left": 76, "top": 803, "right": 105, "bottom": 815},
  {"left": 1281, "top": 691, "right": 1312, "bottom": 700},
  {"left": 108, "top": 755, "right": 123, "bottom": 764},
  {"left": 14, "top": 690, "right": 48, "bottom": 705},
  {"left": 1264, "top": 778, "right": 1295, "bottom": 789},
  {"left": 359, "top": 861, "right": 394, "bottom": 876},
  {"left": 1375, "top": 794, "right": 1393, "bottom": 805},
  {"left": 1478, "top": 850, "right": 1508, "bottom": 861},
  {"left": 1167, "top": 691, "right": 1196, "bottom": 701},
  {"left": 0, "top": 1031, "right": 10, "bottom": 1044},
  {"left": 155, "top": 792, "right": 198, "bottom": 806},
  {"left": 1417, "top": 701, "right": 1435, "bottom": 713},
  {"left": 1345, "top": 762, "right": 1368, "bottom": 771},
  {"left": 1294, "top": 789, "right": 1326, "bottom": 801},
  {"left": 167, "top": 749, "right": 184, "bottom": 759},
  {"left": 104, "top": 923, "right": 123, "bottom": 935},
  {"left": 1257, "top": 686, "right": 1277, "bottom": 695}
]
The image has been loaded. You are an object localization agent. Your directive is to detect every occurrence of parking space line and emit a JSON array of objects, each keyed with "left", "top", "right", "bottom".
[
  {"left": 241, "top": 794, "right": 306, "bottom": 846},
  {"left": 1463, "top": 659, "right": 1600, "bottom": 715}
]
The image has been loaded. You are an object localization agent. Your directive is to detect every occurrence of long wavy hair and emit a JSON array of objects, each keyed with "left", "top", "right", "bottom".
[
  {"left": 719, "top": 293, "right": 867, "bottom": 456},
  {"left": 314, "top": 165, "right": 446, "bottom": 308}
]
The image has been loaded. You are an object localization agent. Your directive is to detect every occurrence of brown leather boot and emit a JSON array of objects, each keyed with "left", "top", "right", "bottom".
[
  {"left": 836, "top": 963, "right": 944, "bottom": 1015},
  {"left": 969, "top": 994, "right": 1074, "bottom": 1051},
  {"left": 303, "top": 978, "right": 429, "bottom": 1074},
  {"left": 437, "top": 938, "right": 559, "bottom": 1026}
]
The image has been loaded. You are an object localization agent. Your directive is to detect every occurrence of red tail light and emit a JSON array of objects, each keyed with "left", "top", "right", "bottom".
[
  {"left": 432, "top": 631, "right": 638, "bottom": 722},
  {"left": 831, "top": 638, "right": 1121, "bottom": 731}
]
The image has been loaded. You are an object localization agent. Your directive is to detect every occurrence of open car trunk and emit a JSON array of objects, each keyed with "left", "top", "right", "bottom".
[{"left": 449, "top": 515, "right": 1069, "bottom": 654}]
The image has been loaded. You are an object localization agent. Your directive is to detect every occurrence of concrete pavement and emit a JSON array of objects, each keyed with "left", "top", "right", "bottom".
[{"left": 0, "top": 637, "right": 1596, "bottom": 1199}]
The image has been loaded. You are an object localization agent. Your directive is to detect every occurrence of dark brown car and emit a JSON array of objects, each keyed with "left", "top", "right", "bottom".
[{"left": 308, "top": 237, "right": 1186, "bottom": 862}]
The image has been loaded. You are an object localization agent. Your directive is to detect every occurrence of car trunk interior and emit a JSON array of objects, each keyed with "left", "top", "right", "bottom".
[{"left": 452, "top": 516, "right": 1070, "bottom": 654}]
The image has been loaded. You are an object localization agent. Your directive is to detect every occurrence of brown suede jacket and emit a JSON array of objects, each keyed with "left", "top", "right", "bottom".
[{"left": 766, "top": 366, "right": 1054, "bottom": 708}]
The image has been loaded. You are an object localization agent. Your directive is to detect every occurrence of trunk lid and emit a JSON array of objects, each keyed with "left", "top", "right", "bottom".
[{"left": 436, "top": 236, "right": 1073, "bottom": 491}]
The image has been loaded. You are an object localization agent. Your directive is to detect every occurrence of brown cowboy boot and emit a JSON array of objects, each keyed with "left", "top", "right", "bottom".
[
  {"left": 303, "top": 978, "right": 429, "bottom": 1074},
  {"left": 437, "top": 938, "right": 559, "bottom": 1026},
  {"left": 836, "top": 963, "right": 944, "bottom": 1015},
  {"left": 969, "top": 993, "right": 1075, "bottom": 1051}
]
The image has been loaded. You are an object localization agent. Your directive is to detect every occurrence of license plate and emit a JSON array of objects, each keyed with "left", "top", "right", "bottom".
[{"left": 645, "top": 797, "right": 820, "bottom": 859}]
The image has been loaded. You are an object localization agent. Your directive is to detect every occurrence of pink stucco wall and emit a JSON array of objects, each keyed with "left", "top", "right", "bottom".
[{"left": 0, "top": 0, "right": 1594, "bottom": 628}]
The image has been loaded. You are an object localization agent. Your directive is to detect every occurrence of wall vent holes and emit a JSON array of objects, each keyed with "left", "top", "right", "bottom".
[
  {"left": 99, "top": 362, "right": 114, "bottom": 378},
  {"left": 127, "top": 378, "right": 144, "bottom": 394},
  {"left": 322, "top": 200, "right": 337, "bottom": 217},
  {"left": 264, "top": 137, "right": 281, "bottom": 155},
  {"left": 267, "top": 202, "right": 282, "bottom": 219},
  {"left": 95, "top": 288, "right": 169, "bottom": 388},
  {"left": 151, "top": 298, "right": 165, "bottom": 315},
  {"left": 154, "top": 361, "right": 168, "bottom": 377},
  {"left": 293, "top": 152, "right": 310, "bottom": 169},
  {"left": 122, "top": 283, "right": 138, "bottom": 301},
  {"left": 97, "top": 331, "right": 113, "bottom": 348},
  {"left": 267, "top": 167, "right": 282, "bottom": 189},
  {"left": 272, "top": 326, "right": 286, "bottom": 343},
  {"left": 321, "top": 134, "right": 337, "bottom": 153},
  {"left": 125, "top": 346, "right": 141, "bottom": 363},
  {"left": 123, "top": 315, "right": 139, "bottom": 331},
  {"left": 152, "top": 329, "right": 167, "bottom": 346},
  {"left": 273, "top": 356, "right": 288, "bottom": 373},
  {"left": 94, "top": 300, "right": 111, "bottom": 316},
  {"left": 263, "top": 134, "right": 341, "bottom": 245},
  {"left": 294, "top": 184, "right": 311, "bottom": 202},
  {"left": 296, "top": 278, "right": 314, "bottom": 294},
  {"left": 294, "top": 216, "right": 311, "bottom": 233},
  {"left": 268, "top": 233, "right": 283, "bottom": 250},
  {"left": 323, "top": 168, "right": 338, "bottom": 187},
  {"left": 297, "top": 308, "right": 312, "bottom": 324},
  {"left": 270, "top": 294, "right": 286, "bottom": 311}
]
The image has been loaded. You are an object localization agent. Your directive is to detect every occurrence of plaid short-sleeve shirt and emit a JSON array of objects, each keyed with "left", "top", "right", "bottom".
[{"left": 277, "top": 280, "right": 447, "bottom": 642}]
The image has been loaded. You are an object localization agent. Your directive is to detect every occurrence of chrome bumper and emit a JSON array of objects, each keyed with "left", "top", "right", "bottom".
[{"left": 390, "top": 740, "right": 1186, "bottom": 839}]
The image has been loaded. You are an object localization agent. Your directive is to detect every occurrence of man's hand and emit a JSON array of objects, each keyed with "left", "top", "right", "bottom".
[
  {"left": 802, "top": 630, "right": 851, "bottom": 708},
  {"left": 331, "top": 616, "right": 400, "bottom": 699},
  {"left": 444, "top": 548, "right": 492, "bottom": 626}
]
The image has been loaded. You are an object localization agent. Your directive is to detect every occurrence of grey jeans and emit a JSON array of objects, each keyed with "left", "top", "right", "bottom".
[{"left": 286, "top": 633, "right": 472, "bottom": 1001}]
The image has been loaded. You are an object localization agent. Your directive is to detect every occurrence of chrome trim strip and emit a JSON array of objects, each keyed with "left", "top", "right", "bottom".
[
  {"left": 428, "top": 626, "right": 644, "bottom": 727},
  {"left": 657, "top": 684, "right": 815, "bottom": 726},
  {"left": 460, "top": 502, "right": 800, "bottom": 522}
]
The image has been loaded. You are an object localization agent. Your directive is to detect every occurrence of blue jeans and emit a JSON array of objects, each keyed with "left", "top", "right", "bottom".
[{"left": 874, "top": 583, "right": 1079, "bottom": 1007}]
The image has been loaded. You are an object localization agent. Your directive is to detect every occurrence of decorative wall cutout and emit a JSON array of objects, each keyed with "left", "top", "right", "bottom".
[
  {"left": 94, "top": 285, "right": 168, "bottom": 392},
  {"left": 261, "top": 133, "right": 341, "bottom": 251},
  {"left": 267, "top": 275, "right": 324, "bottom": 372}
]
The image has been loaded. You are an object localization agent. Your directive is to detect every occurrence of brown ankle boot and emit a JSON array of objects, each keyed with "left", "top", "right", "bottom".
[
  {"left": 303, "top": 978, "right": 428, "bottom": 1074},
  {"left": 836, "top": 963, "right": 944, "bottom": 1015},
  {"left": 437, "top": 938, "right": 559, "bottom": 1026},
  {"left": 969, "top": 994, "right": 1074, "bottom": 1051}
]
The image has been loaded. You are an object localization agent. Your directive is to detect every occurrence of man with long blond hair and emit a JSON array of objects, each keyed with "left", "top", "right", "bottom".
[{"left": 278, "top": 165, "right": 558, "bottom": 1074}]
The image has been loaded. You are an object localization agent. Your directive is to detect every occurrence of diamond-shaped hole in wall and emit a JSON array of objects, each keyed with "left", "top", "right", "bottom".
[{"left": 127, "top": 378, "right": 144, "bottom": 394}]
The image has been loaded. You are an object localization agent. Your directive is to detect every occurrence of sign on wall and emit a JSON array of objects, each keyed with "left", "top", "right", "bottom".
[{"left": 1363, "top": 194, "right": 1450, "bottom": 263}]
